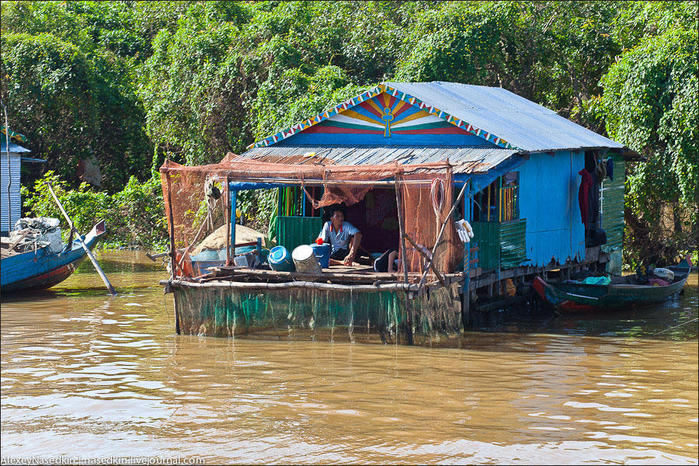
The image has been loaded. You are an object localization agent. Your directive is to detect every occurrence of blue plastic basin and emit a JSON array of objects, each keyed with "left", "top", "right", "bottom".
[{"left": 268, "top": 246, "right": 295, "bottom": 272}]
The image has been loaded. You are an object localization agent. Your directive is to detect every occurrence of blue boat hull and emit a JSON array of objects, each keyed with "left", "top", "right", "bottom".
[{"left": 1, "top": 222, "right": 106, "bottom": 294}]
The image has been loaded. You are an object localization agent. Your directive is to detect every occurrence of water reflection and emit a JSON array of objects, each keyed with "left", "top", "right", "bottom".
[{"left": 1, "top": 251, "right": 697, "bottom": 464}]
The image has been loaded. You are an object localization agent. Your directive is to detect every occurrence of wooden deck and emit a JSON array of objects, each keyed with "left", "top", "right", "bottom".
[{"left": 199, "top": 263, "right": 474, "bottom": 286}]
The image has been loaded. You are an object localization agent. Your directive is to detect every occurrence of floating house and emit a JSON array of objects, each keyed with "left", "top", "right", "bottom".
[
  {"left": 161, "top": 81, "right": 638, "bottom": 343},
  {"left": 1, "top": 128, "right": 32, "bottom": 234}
]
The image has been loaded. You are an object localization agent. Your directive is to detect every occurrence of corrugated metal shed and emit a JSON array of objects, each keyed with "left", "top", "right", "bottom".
[
  {"left": 1, "top": 141, "right": 31, "bottom": 153},
  {"left": 241, "top": 145, "right": 520, "bottom": 174},
  {"left": 385, "top": 81, "right": 625, "bottom": 153},
  {"left": 1, "top": 150, "right": 25, "bottom": 232}
]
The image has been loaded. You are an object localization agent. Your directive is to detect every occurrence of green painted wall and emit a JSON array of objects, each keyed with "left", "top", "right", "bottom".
[
  {"left": 601, "top": 155, "right": 625, "bottom": 254},
  {"left": 471, "top": 219, "right": 527, "bottom": 270},
  {"left": 276, "top": 216, "right": 323, "bottom": 251}
]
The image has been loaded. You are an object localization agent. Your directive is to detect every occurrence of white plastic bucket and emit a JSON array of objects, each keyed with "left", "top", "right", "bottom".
[{"left": 292, "top": 244, "right": 322, "bottom": 274}]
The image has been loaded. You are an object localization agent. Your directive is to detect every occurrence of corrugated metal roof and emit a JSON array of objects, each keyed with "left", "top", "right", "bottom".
[
  {"left": 0, "top": 141, "right": 31, "bottom": 153},
  {"left": 241, "top": 145, "right": 520, "bottom": 174},
  {"left": 385, "top": 81, "right": 624, "bottom": 152}
]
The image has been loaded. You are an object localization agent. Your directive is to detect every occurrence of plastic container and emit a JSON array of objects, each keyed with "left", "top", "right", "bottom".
[
  {"left": 268, "top": 245, "right": 295, "bottom": 272},
  {"left": 234, "top": 245, "right": 257, "bottom": 255},
  {"left": 190, "top": 249, "right": 225, "bottom": 276},
  {"left": 311, "top": 243, "right": 331, "bottom": 268},
  {"left": 191, "top": 249, "right": 221, "bottom": 261},
  {"left": 292, "top": 245, "right": 322, "bottom": 274},
  {"left": 234, "top": 251, "right": 258, "bottom": 268}
]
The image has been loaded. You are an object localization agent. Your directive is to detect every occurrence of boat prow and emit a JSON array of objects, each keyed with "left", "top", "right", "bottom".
[
  {"left": 1, "top": 220, "right": 107, "bottom": 294},
  {"left": 532, "top": 264, "right": 690, "bottom": 313}
]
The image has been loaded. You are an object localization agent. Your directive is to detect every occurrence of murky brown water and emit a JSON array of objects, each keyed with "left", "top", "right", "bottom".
[{"left": 2, "top": 251, "right": 697, "bottom": 464}]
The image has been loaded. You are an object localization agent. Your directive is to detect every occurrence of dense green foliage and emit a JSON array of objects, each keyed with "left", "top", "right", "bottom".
[
  {"left": 2, "top": 1, "right": 696, "bottom": 260},
  {"left": 602, "top": 28, "right": 697, "bottom": 265},
  {"left": 22, "top": 171, "right": 167, "bottom": 249}
]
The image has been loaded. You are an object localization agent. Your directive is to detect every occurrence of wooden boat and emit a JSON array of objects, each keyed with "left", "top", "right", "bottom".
[
  {"left": 532, "top": 262, "right": 691, "bottom": 312},
  {"left": 1, "top": 220, "right": 106, "bottom": 294}
]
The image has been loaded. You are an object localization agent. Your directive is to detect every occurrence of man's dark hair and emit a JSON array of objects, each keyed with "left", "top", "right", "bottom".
[{"left": 324, "top": 204, "right": 345, "bottom": 221}]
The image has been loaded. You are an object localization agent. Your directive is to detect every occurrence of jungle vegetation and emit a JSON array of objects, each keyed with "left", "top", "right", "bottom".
[{"left": 1, "top": 1, "right": 696, "bottom": 264}]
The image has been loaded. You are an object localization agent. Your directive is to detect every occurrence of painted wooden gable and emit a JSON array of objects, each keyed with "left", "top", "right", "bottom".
[{"left": 278, "top": 92, "right": 494, "bottom": 146}]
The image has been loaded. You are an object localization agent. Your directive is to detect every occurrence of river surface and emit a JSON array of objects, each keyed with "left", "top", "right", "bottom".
[{"left": 2, "top": 251, "right": 697, "bottom": 464}]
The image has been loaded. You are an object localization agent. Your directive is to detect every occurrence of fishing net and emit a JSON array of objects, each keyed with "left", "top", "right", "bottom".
[
  {"left": 160, "top": 153, "right": 463, "bottom": 278},
  {"left": 399, "top": 171, "right": 462, "bottom": 276},
  {"left": 161, "top": 166, "right": 229, "bottom": 277},
  {"left": 172, "top": 282, "right": 462, "bottom": 343}
]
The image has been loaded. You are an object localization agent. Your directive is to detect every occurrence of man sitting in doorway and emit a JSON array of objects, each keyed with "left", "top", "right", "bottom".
[{"left": 317, "top": 206, "right": 363, "bottom": 266}]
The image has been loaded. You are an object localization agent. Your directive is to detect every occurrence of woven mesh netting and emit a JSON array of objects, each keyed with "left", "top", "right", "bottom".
[
  {"left": 399, "top": 170, "right": 462, "bottom": 276},
  {"left": 161, "top": 154, "right": 463, "bottom": 278},
  {"left": 173, "top": 283, "right": 462, "bottom": 342},
  {"left": 161, "top": 168, "right": 228, "bottom": 277}
]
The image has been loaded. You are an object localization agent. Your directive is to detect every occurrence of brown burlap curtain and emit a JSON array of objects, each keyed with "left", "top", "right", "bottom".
[{"left": 398, "top": 169, "right": 462, "bottom": 275}]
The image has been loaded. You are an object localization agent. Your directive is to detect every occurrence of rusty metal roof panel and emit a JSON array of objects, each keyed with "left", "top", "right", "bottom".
[{"left": 241, "top": 145, "right": 520, "bottom": 174}]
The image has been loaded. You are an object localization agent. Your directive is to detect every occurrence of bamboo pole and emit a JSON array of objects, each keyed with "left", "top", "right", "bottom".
[
  {"left": 165, "top": 172, "right": 177, "bottom": 279},
  {"left": 3, "top": 103, "right": 12, "bottom": 231},
  {"left": 46, "top": 182, "right": 116, "bottom": 295},
  {"left": 157, "top": 175, "right": 454, "bottom": 187},
  {"left": 163, "top": 278, "right": 441, "bottom": 293},
  {"left": 403, "top": 233, "right": 447, "bottom": 288},
  {"left": 394, "top": 173, "right": 413, "bottom": 345}
]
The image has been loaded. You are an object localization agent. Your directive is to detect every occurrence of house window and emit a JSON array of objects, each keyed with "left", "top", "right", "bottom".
[
  {"left": 472, "top": 172, "right": 519, "bottom": 222},
  {"left": 500, "top": 171, "right": 519, "bottom": 221}
]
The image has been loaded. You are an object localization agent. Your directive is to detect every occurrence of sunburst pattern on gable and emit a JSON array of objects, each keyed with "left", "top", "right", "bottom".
[{"left": 248, "top": 83, "right": 516, "bottom": 150}]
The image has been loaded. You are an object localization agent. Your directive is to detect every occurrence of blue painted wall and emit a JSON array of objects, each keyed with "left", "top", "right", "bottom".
[
  {"left": 277, "top": 131, "right": 495, "bottom": 147},
  {"left": 517, "top": 150, "right": 585, "bottom": 266}
]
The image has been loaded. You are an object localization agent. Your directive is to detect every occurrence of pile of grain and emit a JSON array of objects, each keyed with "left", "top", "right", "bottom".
[{"left": 192, "top": 223, "right": 266, "bottom": 255}]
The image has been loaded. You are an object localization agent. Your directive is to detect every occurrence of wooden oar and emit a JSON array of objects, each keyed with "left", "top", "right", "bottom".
[{"left": 46, "top": 182, "right": 117, "bottom": 295}]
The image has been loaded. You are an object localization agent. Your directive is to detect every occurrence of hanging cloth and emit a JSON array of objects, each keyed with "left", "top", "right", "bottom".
[
  {"left": 578, "top": 169, "right": 593, "bottom": 227},
  {"left": 605, "top": 157, "right": 614, "bottom": 181}
]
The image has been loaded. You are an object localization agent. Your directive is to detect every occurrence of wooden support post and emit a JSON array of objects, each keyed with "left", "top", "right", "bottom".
[
  {"left": 225, "top": 176, "right": 231, "bottom": 266},
  {"left": 462, "top": 291, "right": 470, "bottom": 328},
  {"left": 46, "top": 182, "right": 116, "bottom": 296},
  {"left": 165, "top": 171, "right": 180, "bottom": 334},
  {"left": 230, "top": 188, "right": 237, "bottom": 254},
  {"left": 487, "top": 184, "right": 491, "bottom": 221},
  {"left": 462, "top": 242, "right": 471, "bottom": 327},
  {"left": 394, "top": 174, "right": 413, "bottom": 345}
]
